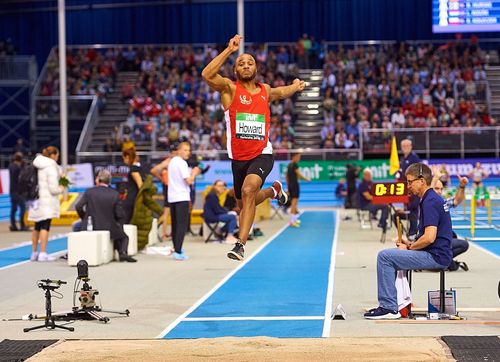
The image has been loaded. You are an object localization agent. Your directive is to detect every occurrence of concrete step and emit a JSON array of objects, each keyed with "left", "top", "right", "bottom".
[
  {"left": 294, "top": 140, "right": 322, "bottom": 148},
  {"left": 297, "top": 96, "right": 322, "bottom": 103},
  {"left": 298, "top": 69, "right": 323, "bottom": 75},
  {"left": 295, "top": 119, "right": 324, "bottom": 126},
  {"left": 294, "top": 126, "right": 322, "bottom": 133},
  {"left": 294, "top": 132, "right": 321, "bottom": 140}
]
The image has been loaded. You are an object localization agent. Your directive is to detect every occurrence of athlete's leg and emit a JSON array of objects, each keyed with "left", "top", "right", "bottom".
[{"left": 238, "top": 174, "right": 274, "bottom": 245}]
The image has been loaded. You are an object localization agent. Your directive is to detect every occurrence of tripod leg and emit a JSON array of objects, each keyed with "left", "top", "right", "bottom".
[
  {"left": 53, "top": 324, "right": 75, "bottom": 332},
  {"left": 87, "top": 310, "right": 109, "bottom": 323},
  {"left": 99, "top": 308, "right": 130, "bottom": 316},
  {"left": 24, "top": 324, "right": 49, "bottom": 333}
]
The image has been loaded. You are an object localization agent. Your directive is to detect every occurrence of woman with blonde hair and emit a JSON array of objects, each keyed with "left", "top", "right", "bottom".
[{"left": 28, "top": 146, "right": 66, "bottom": 262}]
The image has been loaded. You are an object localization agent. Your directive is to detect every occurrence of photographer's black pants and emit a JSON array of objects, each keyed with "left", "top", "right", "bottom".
[{"left": 170, "top": 201, "right": 190, "bottom": 254}]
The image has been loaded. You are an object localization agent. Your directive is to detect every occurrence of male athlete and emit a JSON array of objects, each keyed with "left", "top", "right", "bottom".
[{"left": 202, "top": 34, "right": 305, "bottom": 260}]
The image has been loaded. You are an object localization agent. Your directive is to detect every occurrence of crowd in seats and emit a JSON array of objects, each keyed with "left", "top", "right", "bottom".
[
  {"left": 0, "top": 38, "right": 16, "bottom": 56},
  {"left": 36, "top": 37, "right": 496, "bottom": 153},
  {"left": 320, "top": 37, "right": 496, "bottom": 149},
  {"left": 38, "top": 48, "right": 117, "bottom": 117},
  {"left": 118, "top": 44, "right": 300, "bottom": 153}
]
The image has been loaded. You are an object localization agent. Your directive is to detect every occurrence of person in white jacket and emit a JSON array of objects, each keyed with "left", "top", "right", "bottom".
[{"left": 28, "top": 146, "right": 65, "bottom": 262}]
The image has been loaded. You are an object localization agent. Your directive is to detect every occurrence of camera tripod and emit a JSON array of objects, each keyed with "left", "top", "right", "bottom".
[
  {"left": 56, "top": 278, "right": 129, "bottom": 323},
  {"left": 24, "top": 280, "right": 74, "bottom": 333}
]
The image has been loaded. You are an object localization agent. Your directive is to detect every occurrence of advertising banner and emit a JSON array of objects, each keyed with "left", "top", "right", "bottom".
[
  {"left": 426, "top": 158, "right": 500, "bottom": 178},
  {"left": 65, "top": 163, "right": 94, "bottom": 188},
  {"left": 279, "top": 160, "right": 393, "bottom": 181}
]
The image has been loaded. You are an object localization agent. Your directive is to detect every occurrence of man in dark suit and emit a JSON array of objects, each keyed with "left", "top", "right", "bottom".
[{"left": 75, "top": 169, "right": 137, "bottom": 262}]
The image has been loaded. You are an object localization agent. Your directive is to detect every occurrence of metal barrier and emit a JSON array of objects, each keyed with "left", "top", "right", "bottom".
[
  {"left": 362, "top": 127, "right": 500, "bottom": 159},
  {"left": 75, "top": 96, "right": 100, "bottom": 153},
  {"left": 0, "top": 56, "right": 37, "bottom": 84},
  {"left": 75, "top": 148, "right": 362, "bottom": 164}
]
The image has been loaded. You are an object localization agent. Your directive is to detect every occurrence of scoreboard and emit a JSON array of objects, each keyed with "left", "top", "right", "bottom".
[
  {"left": 433, "top": 0, "right": 500, "bottom": 33},
  {"left": 370, "top": 182, "right": 409, "bottom": 205}
]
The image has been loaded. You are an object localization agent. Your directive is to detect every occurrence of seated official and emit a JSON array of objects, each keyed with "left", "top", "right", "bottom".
[
  {"left": 358, "top": 168, "right": 389, "bottom": 231},
  {"left": 203, "top": 180, "right": 238, "bottom": 244},
  {"left": 364, "top": 163, "right": 453, "bottom": 319},
  {"left": 75, "top": 169, "right": 136, "bottom": 262},
  {"left": 432, "top": 175, "right": 470, "bottom": 271}
]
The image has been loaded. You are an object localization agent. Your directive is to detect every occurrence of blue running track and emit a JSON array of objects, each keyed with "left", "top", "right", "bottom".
[
  {"left": 160, "top": 210, "right": 338, "bottom": 339},
  {"left": 0, "top": 237, "right": 68, "bottom": 269}
]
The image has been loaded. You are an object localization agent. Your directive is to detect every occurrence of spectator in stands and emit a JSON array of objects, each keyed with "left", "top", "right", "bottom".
[
  {"left": 28, "top": 146, "right": 65, "bottom": 262},
  {"left": 358, "top": 168, "right": 389, "bottom": 231},
  {"left": 14, "top": 138, "right": 28, "bottom": 155},
  {"left": 75, "top": 170, "right": 136, "bottom": 262},
  {"left": 9, "top": 152, "right": 28, "bottom": 232},
  {"left": 203, "top": 180, "right": 239, "bottom": 244}
]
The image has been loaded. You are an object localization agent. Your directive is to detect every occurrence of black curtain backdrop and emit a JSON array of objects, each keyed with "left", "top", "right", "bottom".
[{"left": 0, "top": 0, "right": 497, "bottom": 66}]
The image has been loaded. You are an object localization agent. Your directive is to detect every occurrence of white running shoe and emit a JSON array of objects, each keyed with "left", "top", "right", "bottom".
[
  {"left": 37, "top": 252, "right": 56, "bottom": 262},
  {"left": 30, "top": 252, "right": 39, "bottom": 261}
]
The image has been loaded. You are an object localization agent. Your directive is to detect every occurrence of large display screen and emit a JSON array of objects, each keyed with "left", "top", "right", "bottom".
[{"left": 433, "top": 0, "right": 500, "bottom": 33}]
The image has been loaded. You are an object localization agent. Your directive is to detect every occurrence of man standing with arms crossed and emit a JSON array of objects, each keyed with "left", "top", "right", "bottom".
[{"left": 202, "top": 34, "right": 305, "bottom": 260}]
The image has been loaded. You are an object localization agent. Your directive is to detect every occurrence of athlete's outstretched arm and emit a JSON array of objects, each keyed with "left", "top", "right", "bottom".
[
  {"left": 267, "top": 78, "right": 305, "bottom": 102},
  {"left": 201, "top": 34, "right": 241, "bottom": 92}
]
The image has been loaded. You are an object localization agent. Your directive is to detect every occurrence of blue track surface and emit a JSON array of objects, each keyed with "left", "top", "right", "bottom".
[
  {"left": 450, "top": 207, "right": 500, "bottom": 257},
  {"left": 0, "top": 237, "right": 68, "bottom": 269},
  {"left": 162, "top": 210, "right": 337, "bottom": 339}
]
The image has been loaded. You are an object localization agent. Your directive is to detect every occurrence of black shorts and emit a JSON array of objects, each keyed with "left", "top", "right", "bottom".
[
  {"left": 231, "top": 154, "right": 274, "bottom": 200},
  {"left": 288, "top": 184, "right": 300, "bottom": 199},
  {"left": 34, "top": 219, "right": 52, "bottom": 231},
  {"left": 162, "top": 185, "right": 170, "bottom": 207}
]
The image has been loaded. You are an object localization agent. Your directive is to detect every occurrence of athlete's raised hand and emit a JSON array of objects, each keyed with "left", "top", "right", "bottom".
[
  {"left": 228, "top": 34, "right": 242, "bottom": 53},
  {"left": 293, "top": 78, "right": 306, "bottom": 92}
]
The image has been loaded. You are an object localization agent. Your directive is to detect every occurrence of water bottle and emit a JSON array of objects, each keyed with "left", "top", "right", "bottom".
[{"left": 86, "top": 216, "right": 93, "bottom": 231}]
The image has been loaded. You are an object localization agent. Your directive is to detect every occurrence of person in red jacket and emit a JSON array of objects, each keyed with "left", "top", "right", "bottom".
[{"left": 202, "top": 34, "right": 305, "bottom": 261}]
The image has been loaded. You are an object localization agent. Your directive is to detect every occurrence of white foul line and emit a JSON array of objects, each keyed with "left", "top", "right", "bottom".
[
  {"left": 183, "top": 316, "right": 324, "bottom": 322},
  {"left": 322, "top": 210, "right": 339, "bottom": 338}
]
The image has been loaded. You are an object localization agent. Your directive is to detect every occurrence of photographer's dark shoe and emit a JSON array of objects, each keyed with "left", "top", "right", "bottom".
[
  {"left": 9, "top": 225, "right": 19, "bottom": 232},
  {"left": 227, "top": 242, "right": 245, "bottom": 261},
  {"left": 119, "top": 255, "right": 137, "bottom": 263}
]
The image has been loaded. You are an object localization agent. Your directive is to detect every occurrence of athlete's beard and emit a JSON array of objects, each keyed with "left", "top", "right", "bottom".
[{"left": 236, "top": 69, "right": 257, "bottom": 82}]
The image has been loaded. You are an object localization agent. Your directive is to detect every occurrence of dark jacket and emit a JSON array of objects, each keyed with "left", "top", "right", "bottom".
[
  {"left": 130, "top": 175, "right": 163, "bottom": 250},
  {"left": 75, "top": 185, "right": 127, "bottom": 242},
  {"left": 203, "top": 192, "right": 228, "bottom": 223},
  {"left": 8, "top": 162, "right": 22, "bottom": 194}
]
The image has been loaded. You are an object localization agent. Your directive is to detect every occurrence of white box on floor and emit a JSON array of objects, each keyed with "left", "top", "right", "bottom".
[
  {"left": 67, "top": 231, "right": 112, "bottom": 266},
  {"left": 124, "top": 224, "right": 138, "bottom": 256},
  {"left": 148, "top": 218, "right": 158, "bottom": 246}
]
